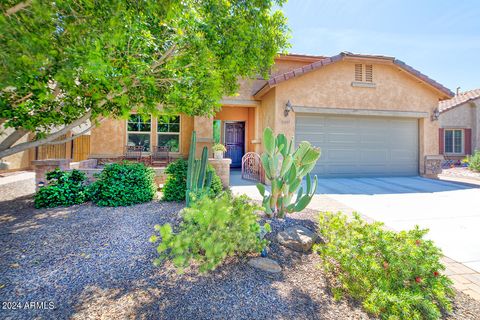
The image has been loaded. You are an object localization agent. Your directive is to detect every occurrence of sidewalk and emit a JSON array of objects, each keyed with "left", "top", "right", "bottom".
[{"left": 0, "top": 171, "right": 35, "bottom": 186}]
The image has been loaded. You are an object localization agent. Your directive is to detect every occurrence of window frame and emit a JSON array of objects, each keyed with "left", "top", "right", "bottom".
[
  {"left": 444, "top": 129, "right": 464, "bottom": 155},
  {"left": 157, "top": 115, "right": 181, "bottom": 154},
  {"left": 126, "top": 114, "right": 152, "bottom": 152}
]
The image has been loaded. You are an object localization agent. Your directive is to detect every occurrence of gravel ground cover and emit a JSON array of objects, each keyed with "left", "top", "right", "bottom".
[
  {"left": 441, "top": 167, "right": 480, "bottom": 181},
  {"left": 1, "top": 184, "right": 480, "bottom": 319}
]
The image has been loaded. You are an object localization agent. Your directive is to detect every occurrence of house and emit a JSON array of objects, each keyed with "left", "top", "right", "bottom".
[
  {"left": 2, "top": 52, "right": 454, "bottom": 178},
  {"left": 439, "top": 88, "right": 480, "bottom": 160},
  {"left": 89, "top": 52, "right": 453, "bottom": 178}
]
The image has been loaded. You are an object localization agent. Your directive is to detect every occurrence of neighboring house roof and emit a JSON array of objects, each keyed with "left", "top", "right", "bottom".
[
  {"left": 254, "top": 52, "right": 454, "bottom": 99},
  {"left": 275, "top": 53, "right": 325, "bottom": 63},
  {"left": 439, "top": 88, "right": 480, "bottom": 113}
]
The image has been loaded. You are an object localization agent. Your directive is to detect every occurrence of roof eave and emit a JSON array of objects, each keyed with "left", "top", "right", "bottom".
[{"left": 253, "top": 52, "right": 454, "bottom": 100}]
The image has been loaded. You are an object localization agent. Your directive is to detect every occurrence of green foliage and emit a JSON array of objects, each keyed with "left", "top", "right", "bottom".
[
  {"left": 34, "top": 169, "right": 89, "bottom": 208},
  {"left": 0, "top": 0, "right": 289, "bottom": 157},
  {"left": 257, "top": 127, "right": 321, "bottom": 218},
  {"left": 163, "top": 158, "right": 222, "bottom": 201},
  {"left": 209, "top": 166, "right": 223, "bottom": 196},
  {"left": 467, "top": 150, "right": 480, "bottom": 172},
  {"left": 163, "top": 159, "right": 189, "bottom": 201},
  {"left": 186, "top": 131, "right": 212, "bottom": 206},
  {"left": 151, "top": 194, "right": 269, "bottom": 272},
  {"left": 89, "top": 161, "right": 156, "bottom": 207},
  {"left": 315, "top": 212, "right": 454, "bottom": 320},
  {"left": 212, "top": 143, "right": 226, "bottom": 152}
]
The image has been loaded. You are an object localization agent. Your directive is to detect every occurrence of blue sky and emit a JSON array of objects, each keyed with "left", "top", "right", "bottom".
[{"left": 280, "top": 0, "right": 480, "bottom": 92}]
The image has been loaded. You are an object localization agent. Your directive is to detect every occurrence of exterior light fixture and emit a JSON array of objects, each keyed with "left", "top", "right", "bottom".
[
  {"left": 284, "top": 100, "right": 294, "bottom": 117},
  {"left": 38, "top": 181, "right": 45, "bottom": 188},
  {"left": 431, "top": 108, "right": 440, "bottom": 121}
]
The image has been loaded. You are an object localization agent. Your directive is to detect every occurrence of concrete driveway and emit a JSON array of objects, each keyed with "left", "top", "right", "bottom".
[
  {"left": 313, "top": 176, "right": 480, "bottom": 272},
  {"left": 230, "top": 171, "right": 480, "bottom": 272}
]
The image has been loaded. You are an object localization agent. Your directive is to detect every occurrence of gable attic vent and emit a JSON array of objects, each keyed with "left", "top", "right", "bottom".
[
  {"left": 355, "top": 64, "right": 363, "bottom": 82},
  {"left": 365, "top": 64, "right": 373, "bottom": 82},
  {"left": 352, "top": 64, "right": 376, "bottom": 88}
]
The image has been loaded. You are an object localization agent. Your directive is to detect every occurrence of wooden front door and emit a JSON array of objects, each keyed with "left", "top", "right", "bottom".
[{"left": 225, "top": 122, "right": 245, "bottom": 168}]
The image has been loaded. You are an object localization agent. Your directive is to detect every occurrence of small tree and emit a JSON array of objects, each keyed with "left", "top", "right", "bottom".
[{"left": 0, "top": 0, "right": 289, "bottom": 158}]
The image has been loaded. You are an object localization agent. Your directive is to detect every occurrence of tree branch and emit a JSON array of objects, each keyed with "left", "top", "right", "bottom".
[
  {"left": 0, "top": 129, "right": 29, "bottom": 151},
  {"left": 0, "top": 84, "right": 132, "bottom": 159},
  {"left": 0, "top": 111, "right": 92, "bottom": 159},
  {"left": 151, "top": 44, "right": 177, "bottom": 71},
  {"left": 4, "top": 0, "right": 32, "bottom": 17},
  {"left": 13, "top": 92, "right": 33, "bottom": 105},
  {"left": 46, "top": 118, "right": 106, "bottom": 145}
]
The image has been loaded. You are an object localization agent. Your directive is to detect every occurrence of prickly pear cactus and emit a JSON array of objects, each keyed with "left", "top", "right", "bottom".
[
  {"left": 186, "top": 131, "right": 212, "bottom": 206},
  {"left": 256, "top": 127, "right": 321, "bottom": 218}
]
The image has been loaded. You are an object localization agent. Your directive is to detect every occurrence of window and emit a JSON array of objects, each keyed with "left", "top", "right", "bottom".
[
  {"left": 444, "top": 129, "right": 463, "bottom": 154},
  {"left": 157, "top": 115, "right": 180, "bottom": 152},
  {"left": 127, "top": 114, "right": 151, "bottom": 151}
]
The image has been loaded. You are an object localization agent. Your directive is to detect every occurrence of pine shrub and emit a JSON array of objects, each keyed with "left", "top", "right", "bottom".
[{"left": 315, "top": 212, "right": 454, "bottom": 320}]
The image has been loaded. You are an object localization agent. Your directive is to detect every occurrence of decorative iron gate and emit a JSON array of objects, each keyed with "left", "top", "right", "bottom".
[{"left": 241, "top": 152, "right": 265, "bottom": 183}]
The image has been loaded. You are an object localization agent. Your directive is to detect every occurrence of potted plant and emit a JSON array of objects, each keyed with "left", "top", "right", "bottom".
[{"left": 212, "top": 143, "right": 226, "bottom": 159}]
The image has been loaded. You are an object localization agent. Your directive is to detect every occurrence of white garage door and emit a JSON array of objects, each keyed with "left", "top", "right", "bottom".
[{"left": 295, "top": 114, "right": 419, "bottom": 177}]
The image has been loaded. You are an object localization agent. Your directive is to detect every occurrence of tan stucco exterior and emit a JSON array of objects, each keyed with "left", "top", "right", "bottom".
[
  {"left": 439, "top": 98, "right": 480, "bottom": 153},
  {"left": 266, "top": 60, "right": 442, "bottom": 174},
  {"left": 84, "top": 54, "right": 448, "bottom": 176}
]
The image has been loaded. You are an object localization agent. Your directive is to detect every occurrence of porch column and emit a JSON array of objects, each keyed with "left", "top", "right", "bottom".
[
  {"left": 208, "top": 158, "right": 231, "bottom": 188},
  {"left": 193, "top": 116, "right": 213, "bottom": 157}
]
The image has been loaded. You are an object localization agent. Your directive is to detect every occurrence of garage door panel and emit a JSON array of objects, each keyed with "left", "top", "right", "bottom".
[
  {"left": 391, "top": 149, "right": 417, "bottom": 161},
  {"left": 327, "top": 133, "right": 358, "bottom": 144},
  {"left": 327, "top": 148, "right": 359, "bottom": 161},
  {"left": 360, "top": 149, "right": 388, "bottom": 162},
  {"left": 295, "top": 114, "right": 418, "bottom": 177}
]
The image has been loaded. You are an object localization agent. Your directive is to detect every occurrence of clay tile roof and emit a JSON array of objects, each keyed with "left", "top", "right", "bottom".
[
  {"left": 255, "top": 52, "right": 454, "bottom": 99},
  {"left": 439, "top": 88, "right": 480, "bottom": 113}
]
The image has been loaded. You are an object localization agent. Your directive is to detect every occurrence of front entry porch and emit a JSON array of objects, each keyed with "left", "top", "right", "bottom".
[{"left": 193, "top": 105, "right": 258, "bottom": 168}]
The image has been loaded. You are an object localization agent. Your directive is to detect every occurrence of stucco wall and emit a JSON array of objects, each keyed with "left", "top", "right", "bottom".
[
  {"left": 256, "top": 88, "right": 277, "bottom": 153},
  {"left": 222, "top": 58, "right": 322, "bottom": 103},
  {"left": 440, "top": 103, "right": 476, "bottom": 128},
  {"left": 269, "top": 60, "right": 441, "bottom": 175},
  {"left": 90, "top": 118, "right": 126, "bottom": 158}
]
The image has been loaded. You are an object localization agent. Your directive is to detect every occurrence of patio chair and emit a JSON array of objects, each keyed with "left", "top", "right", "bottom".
[
  {"left": 150, "top": 146, "right": 170, "bottom": 167},
  {"left": 123, "top": 145, "right": 144, "bottom": 162}
]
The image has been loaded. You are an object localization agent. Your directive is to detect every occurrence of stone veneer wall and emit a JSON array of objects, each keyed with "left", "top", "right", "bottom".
[
  {"left": 208, "top": 158, "right": 231, "bottom": 188},
  {"left": 424, "top": 155, "right": 444, "bottom": 178}
]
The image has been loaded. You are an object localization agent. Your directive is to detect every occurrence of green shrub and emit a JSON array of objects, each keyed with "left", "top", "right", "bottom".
[
  {"left": 150, "top": 194, "right": 269, "bottom": 272},
  {"left": 315, "top": 212, "right": 453, "bottom": 320},
  {"left": 467, "top": 150, "right": 480, "bottom": 172},
  {"left": 34, "top": 169, "right": 89, "bottom": 208},
  {"left": 162, "top": 159, "right": 223, "bottom": 201},
  {"left": 89, "top": 161, "right": 156, "bottom": 207}
]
